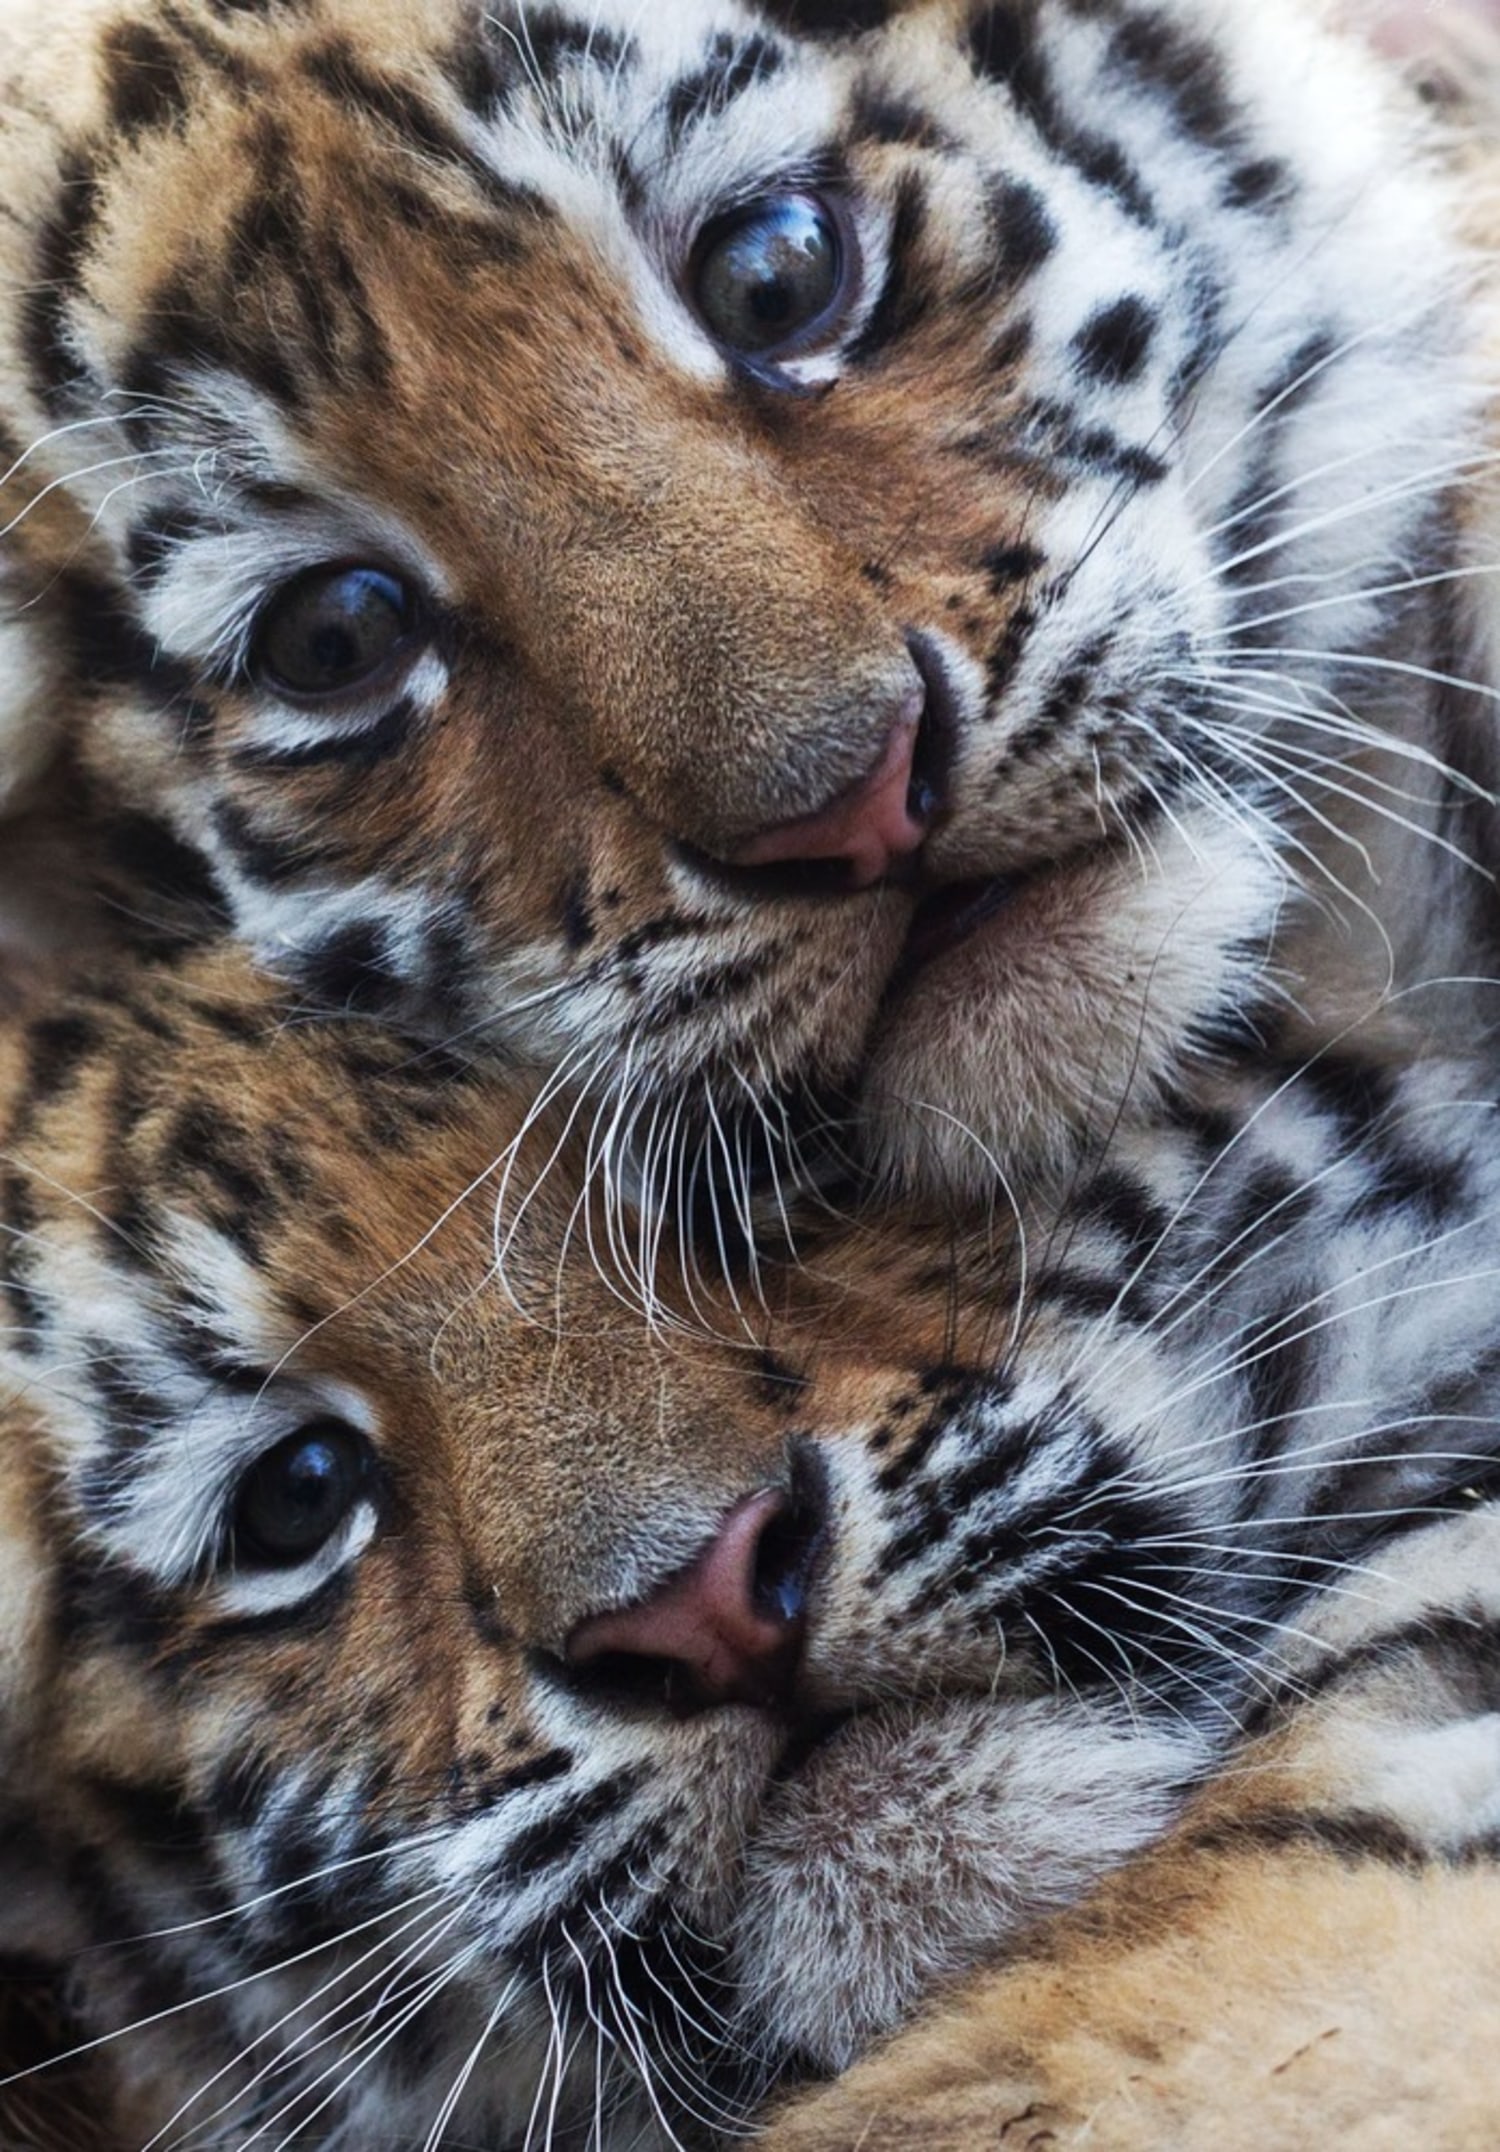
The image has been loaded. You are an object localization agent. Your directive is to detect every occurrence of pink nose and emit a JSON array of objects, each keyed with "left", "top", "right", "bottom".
[
  {"left": 565, "top": 1490, "right": 812, "bottom": 1713},
  {"left": 731, "top": 718, "right": 929, "bottom": 889}
]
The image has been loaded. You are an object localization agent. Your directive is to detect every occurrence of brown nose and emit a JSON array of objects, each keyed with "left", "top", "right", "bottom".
[
  {"left": 729, "top": 711, "right": 930, "bottom": 890},
  {"left": 565, "top": 1490, "right": 816, "bottom": 1714}
]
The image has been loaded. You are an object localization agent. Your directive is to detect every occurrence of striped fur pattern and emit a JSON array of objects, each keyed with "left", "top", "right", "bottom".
[
  {"left": 4, "top": 941, "right": 1500, "bottom": 2144},
  {"left": 758, "top": 1498, "right": 1500, "bottom": 2150},
  {"left": 0, "top": 0, "right": 1496, "bottom": 1202}
]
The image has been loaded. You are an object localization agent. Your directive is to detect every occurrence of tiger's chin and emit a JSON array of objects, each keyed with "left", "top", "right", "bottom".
[{"left": 855, "top": 812, "right": 1291, "bottom": 1207}]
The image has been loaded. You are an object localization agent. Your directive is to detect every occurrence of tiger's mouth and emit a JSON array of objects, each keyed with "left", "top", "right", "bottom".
[{"left": 896, "top": 872, "right": 1028, "bottom": 981}]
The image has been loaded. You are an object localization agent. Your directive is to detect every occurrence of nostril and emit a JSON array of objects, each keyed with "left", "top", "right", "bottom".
[
  {"left": 564, "top": 1472, "right": 826, "bottom": 1717},
  {"left": 751, "top": 1472, "right": 826, "bottom": 1628},
  {"left": 905, "top": 629, "right": 957, "bottom": 830}
]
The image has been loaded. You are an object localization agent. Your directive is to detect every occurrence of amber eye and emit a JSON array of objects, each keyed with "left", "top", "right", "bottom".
[
  {"left": 692, "top": 193, "right": 848, "bottom": 359},
  {"left": 232, "top": 1421, "right": 373, "bottom": 1568},
  {"left": 250, "top": 566, "right": 420, "bottom": 701}
]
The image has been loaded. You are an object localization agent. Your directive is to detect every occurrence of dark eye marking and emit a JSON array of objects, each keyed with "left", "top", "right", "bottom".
[
  {"left": 231, "top": 1420, "right": 374, "bottom": 1568},
  {"left": 250, "top": 565, "right": 425, "bottom": 703},
  {"left": 691, "top": 192, "right": 853, "bottom": 361}
]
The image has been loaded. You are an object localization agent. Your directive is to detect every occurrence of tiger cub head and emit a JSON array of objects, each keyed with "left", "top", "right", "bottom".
[
  {"left": 0, "top": 0, "right": 1488, "bottom": 1200},
  {"left": 0, "top": 941, "right": 1230, "bottom": 2145}
]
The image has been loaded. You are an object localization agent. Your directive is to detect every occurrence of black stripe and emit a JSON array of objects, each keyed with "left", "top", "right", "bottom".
[
  {"left": 664, "top": 33, "right": 782, "bottom": 147},
  {"left": 230, "top": 697, "right": 418, "bottom": 772},
  {"left": 1184, "top": 1808, "right": 1426, "bottom": 1869},
  {"left": 303, "top": 39, "right": 543, "bottom": 218},
  {"left": 873, "top": 1368, "right": 989, "bottom": 1495},
  {"left": 23, "top": 151, "right": 105, "bottom": 410},
  {"left": 497, "top": 1769, "right": 643, "bottom": 1880},
  {"left": 0, "top": 1169, "right": 44, "bottom": 1352},
  {"left": 1241, "top": 1604, "right": 1500, "bottom": 1740},
  {"left": 1022, "top": 396, "right": 1168, "bottom": 485},
  {"left": 210, "top": 798, "right": 320, "bottom": 886},
  {"left": 186, "top": 1567, "right": 355, "bottom": 1648},
  {"left": 162, "top": 1099, "right": 280, "bottom": 1249},
  {"left": 79, "top": 1773, "right": 207, "bottom": 1860},
  {"left": 19, "top": 1011, "right": 101, "bottom": 1114},
  {"left": 966, "top": 4, "right": 1156, "bottom": 226},
  {"left": 847, "top": 169, "right": 931, "bottom": 363},
  {"left": 516, "top": 10, "right": 636, "bottom": 77}
]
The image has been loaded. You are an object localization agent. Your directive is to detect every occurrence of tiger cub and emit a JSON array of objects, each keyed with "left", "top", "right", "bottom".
[
  {"left": 3, "top": 936, "right": 1500, "bottom": 2146},
  {"left": 1, "top": 0, "right": 1497, "bottom": 1198}
]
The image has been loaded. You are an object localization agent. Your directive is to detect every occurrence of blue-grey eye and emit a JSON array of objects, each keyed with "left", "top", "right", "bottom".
[
  {"left": 251, "top": 565, "right": 420, "bottom": 701},
  {"left": 693, "top": 193, "right": 848, "bottom": 358},
  {"left": 232, "top": 1422, "right": 372, "bottom": 1568}
]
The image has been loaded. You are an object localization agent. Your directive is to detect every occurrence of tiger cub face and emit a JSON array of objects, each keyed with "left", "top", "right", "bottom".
[
  {"left": 0, "top": 0, "right": 1488, "bottom": 1198},
  {"left": 6, "top": 947, "right": 1500, "bottom": 2142},
  {"left": 0, "top": 943, "right": 1293, "bottom": 2145}
]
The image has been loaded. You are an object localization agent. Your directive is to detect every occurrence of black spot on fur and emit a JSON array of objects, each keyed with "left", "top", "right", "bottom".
[
  {"left": 561, "top": 875, "right": 595, "bottom": 950},
  {"left": 100, "top": 19, "right": 192, "bottom": 137},
  {"left": 1073, "top": 296, "right": 1157, "bottom": 385},
  {"left": 757, "top": 1350, "right": 809, "bottom": 1408},
  {"left": 292, "top": 920, "right": 405, "bottom": 1015},
  {"left": 851, "top": 87, "right": 948, "bottom": 148},
  {"left": 747, "top": 0, "right": 893, "bottom": 34},
  {"left": 987, "top": 175, "right": 1057, "bottom": 282},
  {"left": 1224, "top": 156, "right": 1293, "bottom": 212},
  {"left": 664, "top": 32, "right": 782, "bottom": 146},
  {"left": 981, "top": 542, "right": 1046, "bottom": 590}
]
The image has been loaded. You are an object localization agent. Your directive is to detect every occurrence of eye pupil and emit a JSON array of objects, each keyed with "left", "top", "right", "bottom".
[
  {"left": 252, "top": 566, "right": 417, "bottom": 700},
  {"left": 233, "top": 1421, "right": 371, "bottom": 1568},
  {"left": 694, "top": 193, "right": 844, "bottom": 359}
]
